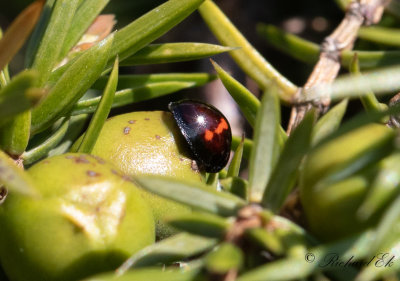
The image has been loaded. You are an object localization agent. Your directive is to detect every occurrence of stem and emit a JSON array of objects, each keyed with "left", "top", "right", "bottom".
[{"left": 287, "top": 0, "right": 391, "bottom": 133}]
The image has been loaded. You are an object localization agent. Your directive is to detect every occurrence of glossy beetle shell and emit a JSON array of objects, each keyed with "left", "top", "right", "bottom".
[{"left": 168, "top": 100, "right": 232, "bottom": 173}]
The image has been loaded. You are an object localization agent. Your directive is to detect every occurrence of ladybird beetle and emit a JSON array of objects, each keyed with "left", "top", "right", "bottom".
[{"left": 168, "top": 100, "right": 232, "bottom": 173}]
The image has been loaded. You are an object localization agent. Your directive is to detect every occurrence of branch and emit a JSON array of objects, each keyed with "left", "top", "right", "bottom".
[{"left": 287, "top": 0, "right": 391, "bottom": 133}]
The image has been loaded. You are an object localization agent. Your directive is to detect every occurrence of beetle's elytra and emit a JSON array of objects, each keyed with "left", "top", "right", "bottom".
[{"left": 169, "top": 100, "right": 232, "bottom": 173}]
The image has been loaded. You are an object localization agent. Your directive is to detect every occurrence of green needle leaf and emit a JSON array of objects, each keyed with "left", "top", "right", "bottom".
[
  {"left": 246, "top": 228, "right": 287, "bottom": 256},
  {"left": 312, "top": 99, "right": 348, "bottom": 145},
  {"left": 48, "top": 0, "right": 209, "bottom": 82},
  {"left": 109, "top": 0, "right": 206, "bottom": 64},
  {"left": 92, "top": 73, "right": 215, "bottom": 90},
  {"left": 257, "top": 23, "right": 320, "bottom": 65},
  {"left": 358, "top": 26, "right": 400, "bottom": 47},
  {"left": 316, "top": 102, "right": 400, "bottom": 148},
  {"left": 303, "top": 124, "right": 396, "bottom": 191},
  {"left": 357, "top": 153, "right": 400, "bottom": 221},
  {"left": 260, "top": 210, "right": 318, "bottom": 245},
  {"left": 355, "top": 196, "right": 400, "bottom": 281},
  {"left": 76, "top": 57, "right": 118, "bottom": 154},
  {"left": 257, "top": 24, "right": 400, "bottom": 70},
  {"left": 167, "top": 212, "right": 230, "bottom": 238},
  {"left": 246, "top": 219, "right": 309, "bottom": 258},
  {"left": 206, "top": 172, "right": 218, "bottom": 187},
  {"left": 249, "top": 85, "right": 281, "bottom": 203},
  {"left": 335, "top": 0, "right": 350, "bottom": 9},
  {"left": 0, "top": 150, "right": 38, "bottom": 197},
  {"left": 211, "top": 61, "right": 287, "bottom": 142},
  {"left": 205, "top": 243, "right": 243, "bottom": 274},
  {"left": 0, "top": 70, "right": 43, "bottom": 128},
  {"left": 47, "top": 114, "right": 89, "bottom": 157},
  {"left": 116, "top": 233, "right": 217, "bottom": 274},
  {"left": 198, "top": 0, "right": 297, "bottom": 102},
  {"left": 0, "top": 68, "right": 9, "bottom": 88},
  {"left": 134, "top": 175, "right": 246, "bottom": 217},
  {"left": 0, "top": 23, "right": 37, "bottom": 155},
  {"left": 31, "top": 33, "right": 114, "bottom": 134},
  {"left": 0, "top": 27, "right": 10, "bottom": 88},
  {"left": 237, "top": 231, "right": 373, "bottom": 281},
  {"left": 72, "top": 81, "right": 195, "bottom": 116},
  {"left": 231, "top": 136, "right": 252, "bottom": 160},
  {"left": 121, "top": 43, "right": 235, "bottom": 65},
  {"left": 227, "top": 135, "right": 244, "bottom": 178},
  {"left": 262, "top": 110, "right": 315, "bottom": 212},
  {"left": 304, "top": 65, "right": 400, "bottom": 101},
  {"left": 211, "top": 60, "right": 260, "bottom": 127},
  {"left": 0, "top": 111, "right": 31, "bottom": 156},
  {"left": 58, "top": 0, "right": 111, "bottom": 61},
  {"left": 22, "top": 118, "right": 69, "bottom": 165},
  {"left": 0, "top": 0, "right": 43, "bottom": 72},
  {"left": 349, "top": 54, "right": 383, "bottom": 113},
  {"left": 86, "top": 267, "right": 199, "bottom": 281},
  {"left": 25, "top": 0, "right": 56, "bottom": 68},
  {"left": 220, "top": 177, "right": 248, "bottom": 200},
  {"left": 342, "top": 50, "right": 400, "bottom": 70},
  {"left": 355, "top": 255, "right": 399, "bottom": 281},
  {"left": 31, "top": 0, "right": 80, "bottom": 86}
]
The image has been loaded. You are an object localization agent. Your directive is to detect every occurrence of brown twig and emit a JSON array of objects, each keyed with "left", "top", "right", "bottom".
[
  {"left": 220, "top": 205, "right": 264, "bottom": 281},
  {"left": 225, "top": 204, "right": 264, "bottom": 244},
  {"left": 287, "top": 0, "right": 391, "bottom": 134}
]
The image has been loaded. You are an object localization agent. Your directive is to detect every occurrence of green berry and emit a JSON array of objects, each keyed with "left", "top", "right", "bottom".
[
  {"left": 0, "top": 153, "right": 154, "bottom": 281},
  {"left": 300, "top": 123, "right": 396, "bottom": 241},
  {"left": 80, "top": 111, "right": 205, "bottom": 238}
]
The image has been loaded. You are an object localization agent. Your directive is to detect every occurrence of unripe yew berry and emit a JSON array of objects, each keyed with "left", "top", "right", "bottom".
[
  {"left": 300, "top": 123, "right": 396, "bottom": 241},
  {"left": 82, "top": 111, "right": 205, "bottom": 238},
  {"left": 0, "top": 153, "right": 154, "bottom": 281}
]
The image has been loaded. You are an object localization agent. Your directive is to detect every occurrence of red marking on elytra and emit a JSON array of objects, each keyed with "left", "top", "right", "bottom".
[
  {"left": 168, "top": 100, "right": 232, "bottom": 173},
  {"left": 204, "top": 130, "right": 214, "bottom": 141},
  {"left": 204, "top": 119, "right": 228, "bottom": 142},
  {"left": 215, "top": 118, "right": 228, "bottom": 134}
]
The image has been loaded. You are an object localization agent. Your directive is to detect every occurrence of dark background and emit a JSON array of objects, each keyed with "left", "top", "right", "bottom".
[{"left": 0, "top": 0, "right": 348, "bottom": 134}]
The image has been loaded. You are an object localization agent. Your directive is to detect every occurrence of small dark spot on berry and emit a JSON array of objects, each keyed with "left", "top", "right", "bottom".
[
  {"left": 128, "top": 120, "right": 136, "bottom": 124},
  {"left": 155, "top": 135, "right": 161, "bottom": 140},
  {"left": 179, "top": 157, "right": 184, "bottom": 162},
  {"left": 87, "top": 170, "right": 100, "bottom": 177},
  {"left": 123, "top": 127, "right": 131, "bottom": 135},
  {"left": 75, "top": 156, "right": 90, "bottom": 164},
  {"left": 89, "top": 155, "right": 106, "bottom": 164},
  {"left": 144, "top": 118, "right": 150, "bottom": 121},
  {"left": 42, "top": 160, "right": 50, "bottom": 164},
  {"left": 121, "top": 175, "right": 132, "bottom": 182},
  {"left": 111, "top": 169, "right": 122, "bottom": 177},
  {"left": 65, "top": 155, "right": 75, "bottom": 159}
]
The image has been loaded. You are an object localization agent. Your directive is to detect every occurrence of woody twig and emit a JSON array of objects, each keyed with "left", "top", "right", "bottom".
[{"left": 287, "top": 0, "right": 391, "bottom": 134}]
